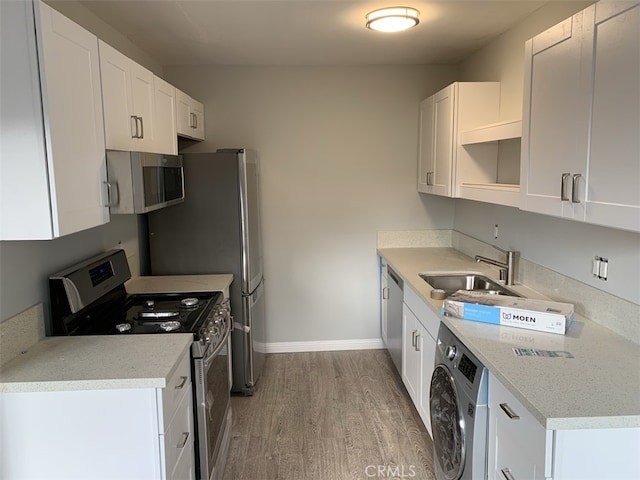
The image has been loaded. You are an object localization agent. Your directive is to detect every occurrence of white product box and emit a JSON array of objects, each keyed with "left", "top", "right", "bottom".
[{"left": 442, "top": 290, "right": 574, "bottom": 335}]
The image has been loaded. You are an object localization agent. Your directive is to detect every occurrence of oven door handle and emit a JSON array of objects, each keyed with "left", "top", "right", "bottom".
[{"left": 203, "top": 320, "right": 231, "bottom": 367}]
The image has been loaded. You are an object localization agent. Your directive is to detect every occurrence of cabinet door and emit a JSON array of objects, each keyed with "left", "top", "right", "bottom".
[
  {"left": 35, "top": 2, "right": 109, "bottom": 237},
  {"left": 584, "top": 2, "right": 640, "bottom": 232},
  {"left": 154, "top": 76, "right": 178, "bottom": 155},
  {"left": 488, "top": 373, "right": 548, "bottom": 480},
  {"left": 417, "top": 97, "right": 435, "bottom": 193},
  {"left": 431, "top": 85, "right": 455, "bottom": 196},
  {"left": 176, "top": 89, "right": 192, "bottom": 136},
  {"left": 130, "top": 62, "right": 157, "bottom": 152},
  {"left": 418, "top": 329, "right": 436, "bottom": 438},
  {"left": 401, "top": 304, "right": 421, "bottom": 405},
  {"left": 99, "top": 40, "right": 136, "bottom": 151},
  {"left": 379, "top": 257, "right": 389, "bottom": 345},
  {"left": 520, "top": 10, "right": 592, "bottom": 220},
  {"left": 190, "top": 99, "right": 205, "bottom": 140}
]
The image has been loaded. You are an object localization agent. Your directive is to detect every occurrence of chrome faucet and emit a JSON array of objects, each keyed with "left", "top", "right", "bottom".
[{"left": 475, "top": 248, "right": 519, "bottom": 286}]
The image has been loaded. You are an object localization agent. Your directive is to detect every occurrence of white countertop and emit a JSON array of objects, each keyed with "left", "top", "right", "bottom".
[
  {"left": 378, "top": 247, "right": 640, "bottom": 430},
  {"left": 125, "top": 274, "right": 233, "bottom": 295},
  {"left": 1, "top": 274, "right": 234, "bottom": 394},
  {"left": 0, "top": 334, "right": 193, "bottom": 393}
]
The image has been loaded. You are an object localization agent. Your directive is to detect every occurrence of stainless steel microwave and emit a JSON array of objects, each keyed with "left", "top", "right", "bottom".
[{"left": 106, "top": 151, "right": 184, "bottom": 214}]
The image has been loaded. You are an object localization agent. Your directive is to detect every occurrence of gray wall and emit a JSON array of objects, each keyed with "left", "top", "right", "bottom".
[
  {"left": 455, "top": 0, "right": 640, "bottom": 306},
  {"left": 163, "top": 65, "right": 459, "bottom": 343}
]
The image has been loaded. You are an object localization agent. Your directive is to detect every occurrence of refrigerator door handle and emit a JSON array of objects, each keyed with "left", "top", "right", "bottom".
[{"left": 234, "top": 321, "right": 250, "bottom": 333}]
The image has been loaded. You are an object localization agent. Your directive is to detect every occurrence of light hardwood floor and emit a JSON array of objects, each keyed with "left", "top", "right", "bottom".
[{"left": 223, "top": 349, "right": 436, "bottom": 480}]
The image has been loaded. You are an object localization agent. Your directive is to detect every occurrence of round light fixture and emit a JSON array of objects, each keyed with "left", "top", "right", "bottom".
[{"left": 366, "top": 6, "right": 420, "bottom": 33}]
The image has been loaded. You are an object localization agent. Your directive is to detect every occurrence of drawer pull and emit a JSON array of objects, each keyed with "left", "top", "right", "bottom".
[
  {"left": 499, "top": 402, "right": 520, "bottom": 419},
  {"left": 501, "top": 467, "right": 516, "bottom": 480},
  {"left": 177, "top": 432, "right": 189, "bottom": 449},
  {"left": 174, "top": 376, "right": 188, "bottom": 389}
]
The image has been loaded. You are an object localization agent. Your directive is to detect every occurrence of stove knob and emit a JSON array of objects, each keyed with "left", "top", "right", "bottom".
[
  {"left": 145, "top": 300, "right": 155, "bottom": 308},
  {"left": 445, "top": 345, "right": 457, "bottom": 361}
]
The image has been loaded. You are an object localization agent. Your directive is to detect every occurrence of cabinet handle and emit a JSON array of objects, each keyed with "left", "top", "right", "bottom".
[
  {"left": 426, "top": 171, "right": 433, "bottom": 186},
  {"left": 382, "top": 287, "right": 389, "bottom": 300},
  {"left": 501, "top": 467, "right": 516, "bottom": 480},
  {"left": 193, "top": 113, "right": 198, "bottom": 128},
  {"left": 571, "top": 174, "right": 581, "bottom": 203},
  {"left": 103, "top": 181, "right": 119, "bottom": 207},
  {"left": 411, "top": 330, "right": 416, "bottom": 347},
  {"left": 499, "top": 402, "right": 520, "bottom": 419},
  {"left": 137, "top": 116, "right": 144, "bottom": 139},
  {"left": 560, "top": 173, "right": 570, "bottom": 201},
  {"left": 130, "top": 115, "right": 138, "bottom": 138},
  {"left": 177, "top": 432, "right": 189, "bottom": 449},
  {"left": 174, "top": 376, "right": 188, "bottom": 389},
  {"left": 415, "top": 334, "right": 421, "bottom": 351}
]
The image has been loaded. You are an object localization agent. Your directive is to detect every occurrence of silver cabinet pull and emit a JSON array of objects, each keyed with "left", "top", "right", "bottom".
[
  {"left": 137, "top": 116, "right": 144, "bottom": 139},
  {"left": 426, "top": 171, "right": 433, "bottom": 186},
  {"left": 177, "top": 432, "right": 189, "bottom": 449},
  {"left": 560, "top": 173, "right": 570, "bottom": 201},
  {"left": 382, "top": 287, "right": 389, "bottom": 300},
  {"left": 499, "top": 402, "right": 520, "bottom": 419},
  {"left": 501, "top": 467, "right": 516, "bottom": 480},
  {"left": 571, "top": 173, "right": 581, "bottom": 203},
  {"left": 130, "top": 115, "right": 138, "bottom": 138},
  {"left": 103, "top": 181, "right": 119, "bottom": 207},
  {"left": 190, "top": 112, "right": 196, "bottom": 128},
  {"left": 415, "top": 334, "right": 421, "bottom": 351},
  {"left": 193, "top": 113, "right": 197, "bottom": 128},
  {"left": 411, "top": 330, "right": 417, "bottom": 347},
  {"left": 174, "top": 376, "right": 188, "bottom": 389}
]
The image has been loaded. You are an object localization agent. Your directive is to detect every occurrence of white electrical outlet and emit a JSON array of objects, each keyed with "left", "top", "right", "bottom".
[{"left": 593, "top": 256, "right": 608, "bottom": 280}]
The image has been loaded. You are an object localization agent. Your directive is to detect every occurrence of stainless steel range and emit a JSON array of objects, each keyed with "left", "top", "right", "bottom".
[{"left": 48, "top": 249, "right": 232, "bottom": 480}]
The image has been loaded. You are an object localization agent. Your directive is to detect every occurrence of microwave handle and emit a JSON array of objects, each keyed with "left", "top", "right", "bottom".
[{"left": 103, "top": 181, "right": 119, "bottom": 207}]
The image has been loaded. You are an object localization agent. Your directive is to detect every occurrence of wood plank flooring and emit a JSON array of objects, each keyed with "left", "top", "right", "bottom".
[{"left": 222, "top": 349, "right": 436, "bottom": 480}]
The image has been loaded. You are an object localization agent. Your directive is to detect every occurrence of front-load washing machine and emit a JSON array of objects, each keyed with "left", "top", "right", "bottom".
[{"left": 430, "top": 323, "right": 488, "bottom": 480}]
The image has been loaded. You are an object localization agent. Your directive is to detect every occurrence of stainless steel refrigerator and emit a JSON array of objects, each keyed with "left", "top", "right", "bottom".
[{"left": 147, "top": 148, "right": 265, "bottom": 395}]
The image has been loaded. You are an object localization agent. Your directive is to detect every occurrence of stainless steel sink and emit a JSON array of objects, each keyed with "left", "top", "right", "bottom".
[{"left": 419, "top": 273, "right": 521, "bottom": 297}]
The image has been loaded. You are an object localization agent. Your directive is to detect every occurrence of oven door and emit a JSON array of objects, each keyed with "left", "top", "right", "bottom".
[{"left": 194, "top": 325, "right": 231, "bottom": 480}]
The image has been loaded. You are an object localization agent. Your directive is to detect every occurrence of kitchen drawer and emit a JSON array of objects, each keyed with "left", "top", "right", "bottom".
[
  {"left": 162, "top": 383, "right": 194, "bottom": 480},
  {"left": 488, "top": 372, "right": 549, "bottom": 480},
  {"left": 159, "top": 349, "right": 191, "bottom": 432}
]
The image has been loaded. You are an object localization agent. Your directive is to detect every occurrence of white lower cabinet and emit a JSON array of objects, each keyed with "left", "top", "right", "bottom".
[
  {"left": 488, "top": 372, "right": 640, "bottom": 480},
  {"left": 0, "top": 349, "right": 194, "bottom": 480},
  {"left": 401, "top": 286, "right": 440, "bottom": 438},
  {"left": 488, "top": 372, "right": 548, "bottom": 480}
]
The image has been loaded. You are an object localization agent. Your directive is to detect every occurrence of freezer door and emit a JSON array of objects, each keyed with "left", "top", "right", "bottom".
[
  {"left": 235, "top": 278, "right": 265, "bottom": 393},
  {"left": 239, "top": 150, "right": 263, "bottom": 294}
]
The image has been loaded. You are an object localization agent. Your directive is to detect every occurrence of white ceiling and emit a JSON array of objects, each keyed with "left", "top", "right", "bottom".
[{"left": 73, "top": 0, "right": 549, "bottom": 66}]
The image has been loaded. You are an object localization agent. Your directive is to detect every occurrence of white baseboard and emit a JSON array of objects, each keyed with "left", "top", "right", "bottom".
[{"left": 261, "top": 338, "right": 386, "bottom": 353}]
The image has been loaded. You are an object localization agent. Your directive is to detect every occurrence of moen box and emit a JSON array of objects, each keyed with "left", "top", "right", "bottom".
[{"left": 442, "top": 290, "right": 574, "bottom": 335}]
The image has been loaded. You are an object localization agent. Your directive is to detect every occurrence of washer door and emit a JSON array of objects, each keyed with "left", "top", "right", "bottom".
[{"left": 430, "top": 364, "right": 466, "bottom": 480}]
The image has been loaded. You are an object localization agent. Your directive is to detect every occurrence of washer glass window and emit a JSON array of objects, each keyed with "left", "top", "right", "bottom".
[{"left": 430, "top": 364, "right": 465, "bottom": 480}]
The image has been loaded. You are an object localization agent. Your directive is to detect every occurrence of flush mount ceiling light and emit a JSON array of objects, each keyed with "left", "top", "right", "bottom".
[{"left": 366, "top": 6, "right": 420, "bottom": 33}]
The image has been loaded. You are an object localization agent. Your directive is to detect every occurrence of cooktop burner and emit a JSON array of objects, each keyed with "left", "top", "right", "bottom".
[{"left": 48, "top": 250, "right": 224, "bottom": 339}]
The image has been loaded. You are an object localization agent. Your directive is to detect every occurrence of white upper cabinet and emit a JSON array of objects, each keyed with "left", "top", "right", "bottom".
[
  {"left": 521, "top": 1, "right": 639, "bottom": 232},
  {"left": 584, "top": 2, "right": 639, "bottom": 232},
  {"left": 99, "top": 40, "right": 158, "bottom": 152},
  {"left": 417, "top": 82, "right": 500, "bottom": 198},
  {"left": 154, "top": 77, "right": 178, "bottom": 155},
  {"left": 176, "top": 89, "right": 206, "bottom": 141},
  {"left": 0, "top": 0, "right": 109, "bottom": 240}
]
